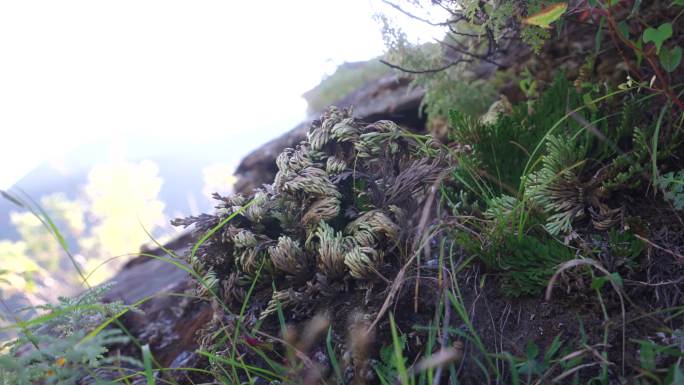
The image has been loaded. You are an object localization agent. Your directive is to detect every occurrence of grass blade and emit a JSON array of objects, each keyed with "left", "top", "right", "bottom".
[
  {"left": 326, "top": 326, "right": 344, "bottom": 384},
  {"left": 389, "top": 313, "right": 410, "bottom": 385},
  {"left": 142, "top": 344, "right": 155, "bottom": 385}
]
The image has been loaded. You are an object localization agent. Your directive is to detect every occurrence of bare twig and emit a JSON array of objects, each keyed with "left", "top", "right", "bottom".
[
  {"left": 379, "top": 58, "right": 470, "bottom": 74},
  {"left": 433, "top": 0, "right": 460, "bottom": 17},
  {"left": 414, "top": 178, "right": 442, "bottom": 313},
  {"left": 625, "top": 277, "right": 684, "bottom": 286},
  {"left": 381, "top": 0, "right": 453, "bottom": 27},
  {"left": 634, "top": 234, "right": 684, "bottom": 262},
  {"left": 437, "top": 39, "right": 504, "bottom": 67},
  {"left": 447, "top": 24, "right": 482, "bottom": 38}
]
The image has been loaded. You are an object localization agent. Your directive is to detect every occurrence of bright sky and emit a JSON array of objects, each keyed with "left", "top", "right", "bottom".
[{"left": 0, "top": 1, "right": 446, "bottom": 190}]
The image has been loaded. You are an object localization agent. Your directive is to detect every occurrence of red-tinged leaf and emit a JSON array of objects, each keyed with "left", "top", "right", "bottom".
[
  {"left": 522, "top": 3, "right": 568, "bottom": 29},
  {"left": 243, "top": 336, "right": 262, "bottom": 346},
  {"left": 243, "top": 335, "right": 274, "bottom": 351},
  {"left": 578, "top": 9, "right": 591, "bottom": 22}
]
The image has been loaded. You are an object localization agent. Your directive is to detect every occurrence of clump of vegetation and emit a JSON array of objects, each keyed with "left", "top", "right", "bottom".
[
  {"left": 468, "top": 232, "right": 575, "bottom": 297},
  {"left": 162, "top": 1, "right": 684, "bottom": 381},
  {"left": 379, "top": 0, "right": 684, "bottom": 143},
  {"left": 448, "top": 74, "right": 585, "bottom": 195},
  {"left": 164, "top": 65, "right": 684, "bottom": 382},
  {"left": 658, "top": 169, "right": 684, "bottom": 210},
  {"left": 171, "top": 106, "right": 445, "bottom": 380},
  {"left": 173, "top": 107, "right": 443, "bottom": 308},
  {"left": 4, "top": 1, "right": 684, "bottom": 383},
  {"left": 445, "top": 68, "right": 683, "bottom": 281},
  {"left": 0, "top": 284, "right": 137, "bottom": 384}
]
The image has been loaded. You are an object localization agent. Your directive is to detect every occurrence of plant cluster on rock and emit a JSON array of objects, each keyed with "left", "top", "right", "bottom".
[{"left": 172, "top": 107, "right": 445, "bottom": 322}]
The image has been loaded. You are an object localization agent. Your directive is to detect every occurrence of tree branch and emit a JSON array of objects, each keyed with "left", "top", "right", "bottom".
[
  {"left": 447, "top": 24, "right": 482, "bottom": 38},
  {"left": 379, "top": 58, "right": 470, "bottom": 74},
  {"left": 437, "top": 39, "right": 503, "bottom": 68},
  {"left": 381, "top": 0, "right": 453, "bottom": 27}
]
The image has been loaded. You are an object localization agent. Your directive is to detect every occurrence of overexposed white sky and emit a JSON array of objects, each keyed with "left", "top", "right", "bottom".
[{"left": 0, "top": 0, "right": 446, "bottom": 190}]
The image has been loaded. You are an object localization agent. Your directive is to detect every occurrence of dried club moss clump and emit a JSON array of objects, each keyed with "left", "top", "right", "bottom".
[{"left": 173, "top": 107, "right": 444, "bottom": 319}]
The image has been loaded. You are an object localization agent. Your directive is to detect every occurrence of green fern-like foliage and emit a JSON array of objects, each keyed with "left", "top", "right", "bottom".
[
  {"left": 449, "top": 72, "right": 683, "bottom": 236},
  {"left": 32, "top": 283, "right": 131, "bottom": 338},
  {"left": 658, "top": 170, "right": 684, "bottom": 210},
  {"left": 525, "top": 134, "right": 588, "bottom": 235},
  {"left": 0, "top": 284, "right": 136, "bottom": 384},
  {"left": 445, "top": 75, "right": 684, "bottom": 299},
  {"left": 0, "top": 330, "right": 131, "bottom": 384},
  {"left": 601, "top": 117, "right": 656, "bottom": 192},
  {"left": 602, "top": 127, "right": 649, "bottom": 191},
  {"left": 449, "top": 74, "right": 585, "bottom": 197},
  {"left": 465, "top": 232, "right": 573, "bottom": 297},
  {"left": 602, "top": 97, "right": 682, "bottom": 193}
]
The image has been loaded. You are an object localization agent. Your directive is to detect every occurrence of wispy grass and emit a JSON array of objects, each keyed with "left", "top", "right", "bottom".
[
  {"left": 0, "top": 190, "right": 256, "bottom": 384},
  {"left": 1, "top": 189, "right": 88, "bottom": 285}
]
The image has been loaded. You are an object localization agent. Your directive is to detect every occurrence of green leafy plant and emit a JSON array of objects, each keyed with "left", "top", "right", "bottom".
[
  {"left": 643, "top": 23, "right": 673, "bottom": 55},
  {"left": 31, "top": 283, "right": 133, "bottom": 338},
  {"left": 516, "top": 336, "right": 563, "bottom": 380},
  {"left": 633, "top": 332, "right": 684, "bottom": 385},
  {"left": 659, "top": 46, "right": 683, "bottom": 73},
  {"left": 449, "top": 74, "right": 585, "bottom": 198},
  {"left": 379, "top": 314, "right": 411, "bottom": 385},
  {"left": 0, "top": 284, "right": 137, "bottom": 384},
  {"left": 658, "top": 170, "right": 684, "bottom": 210},
  {"left": 525, "top": 134, "right": 588, "bottom": 235},
  {"left": 606, "top": 229, "right": 644, "bottom": 269},
  {"left": 481, "top": 233, "right": 574, "bottom": 297},
  {"left": 0, "top": 329, "right": 131, "bottom": 384}
]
